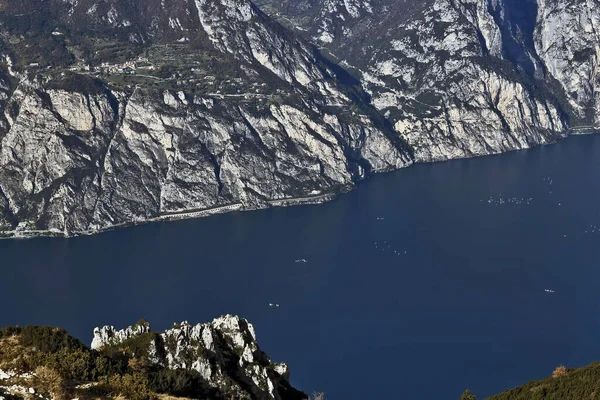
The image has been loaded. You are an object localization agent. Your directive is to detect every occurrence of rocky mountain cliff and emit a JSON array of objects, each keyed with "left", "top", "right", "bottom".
[
  {"left": 2, "top": 316, "right": 597, "bottom": 400},
  {"left": 0, "top": 0, "right": 597, "bottom": 237},
  {"left": 256, "top": 0, "right": 599, "bottom": 161},
  {"left": 91, "top": 315, "right": 305, "bottom": 400},
  {"left": 0, "top": 315, "right": 306, "bottom": 400},
  {"left": 0, "top": 0, "right": 410, "bottom": 237}
]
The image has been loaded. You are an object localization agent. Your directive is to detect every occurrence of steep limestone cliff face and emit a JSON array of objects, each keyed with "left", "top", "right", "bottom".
[
  {"left": 0, "top": 82, "right": 120, "bottom": 235},
  {"left": 0, "top": 0, "right": 410, "bottom": 237},
  {"left": 0, "top": 0, "right": 598, "bottom": 237},
  {"left": 0, "top": 82, "right": 408, "bottom": 236},
  {"left": 256, "top": 0, "right": 595, "bottom": 161},
  {"left": 534, "top": 0, "right": 600, "bottom": 128},
  {"left": 91, "top": 315, "right": 304, "bottom": 400},
  {"left": 362, "top": 0, "right": 566, "bottom": 161}
]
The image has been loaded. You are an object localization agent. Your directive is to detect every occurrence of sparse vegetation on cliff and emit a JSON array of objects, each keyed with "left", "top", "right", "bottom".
[
  {"left": 461, "top": 363, "right": 600, "bottom": 400},
  {"left": 0, "top": 323, "right": 306, "bottom": 400}
]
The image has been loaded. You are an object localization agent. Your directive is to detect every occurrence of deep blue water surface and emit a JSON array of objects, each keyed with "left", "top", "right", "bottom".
[{"left": 3, "top": 135, "right": 600, "bottom": 399}]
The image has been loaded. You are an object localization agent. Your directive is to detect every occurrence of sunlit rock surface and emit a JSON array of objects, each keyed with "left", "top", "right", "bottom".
[
  {"left": 0, "top": 0, "right": 598, "bottom": 237},
  {"left": 92, "top": 315, "right": 302, "bottom": 400}
]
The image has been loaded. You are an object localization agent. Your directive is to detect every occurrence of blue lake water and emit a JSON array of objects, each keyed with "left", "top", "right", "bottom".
[{"left": 2, "top": 134, "right": 600, "bottom": 399}]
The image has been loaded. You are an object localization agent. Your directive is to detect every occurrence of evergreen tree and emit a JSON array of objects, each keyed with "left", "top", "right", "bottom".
[{"left": 460, "top": 389, "right": 477, "bottom": 400}]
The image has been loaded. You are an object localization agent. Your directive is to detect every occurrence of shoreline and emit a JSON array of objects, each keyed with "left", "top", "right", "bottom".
[
  {"left": 1, "top": 129, "right": 598, "bottom": 240},
  {"left": 0, "top": 190, "right": 344, "bottom": 240}
]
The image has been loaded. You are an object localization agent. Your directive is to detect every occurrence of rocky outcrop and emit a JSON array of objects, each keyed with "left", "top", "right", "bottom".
[
  {"left": 92, "top": 315, "right": 304, "bottom": 400},
  {"left": 0, "top": 316, "right": 305, "bottom": 400},
  {"left": 0, "top": 370, "right": 39, "bottom": 400},
  {"left": 91, "top": 319, "right": 151, "bottom": 350}
]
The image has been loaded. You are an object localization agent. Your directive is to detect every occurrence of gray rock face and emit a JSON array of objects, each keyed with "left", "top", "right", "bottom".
[
  {"left": 92, "top": 315, "right": 301, "bottom": 400},
  {"left": 0, "top": 0, "right": 411, "bottom": 237},
  {"left": 362, "top": 0, "right": 567, "bottom": 162},
  {"left": 534, "top": 0, "right": 600, "bottom": 127},
  {"left": 0, "top": 0, "right": 598, "bottom": 237},
  {"left": 256, "top": 0, "right": 598, "bottom": 160},
  {"left": 0, "top": 82, "right": 408, "bottom": 236},
  {"left": 91, "top": 319, "right": 151, "bottom": 350}
]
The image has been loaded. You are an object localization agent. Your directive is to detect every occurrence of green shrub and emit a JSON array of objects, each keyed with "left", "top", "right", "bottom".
[
  {"left": 91, "top": 353, "right": 130, "bottom": 379},
  {"left": 19, "top": 326, "right": 87, "bottom": 354},
  {"left": 460, "top": 389, "right": 477, "bottom": 400},
  {"left": 0, "top": 326, "right": 21, "bottom": 339},
  {"left": 106, "top": 372, "right": 155, "bottom": 400},
  {"left": 34, "top": 366, "right": 70, "bottom": 400},
  {"left": 487, "top": 363, "right": 600, "bottom": 400},
  {"left": 27, "top": 347, "right": 94, "bottom": 382},
  {"left": 46, "top": 73, "right": 107, "bottom": 95},
  {"left": 100, "top": 332, "right": 159, "bottom": 363},
  {"left": 148, "top": 368, "right": 216, "bottom": 399}
]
